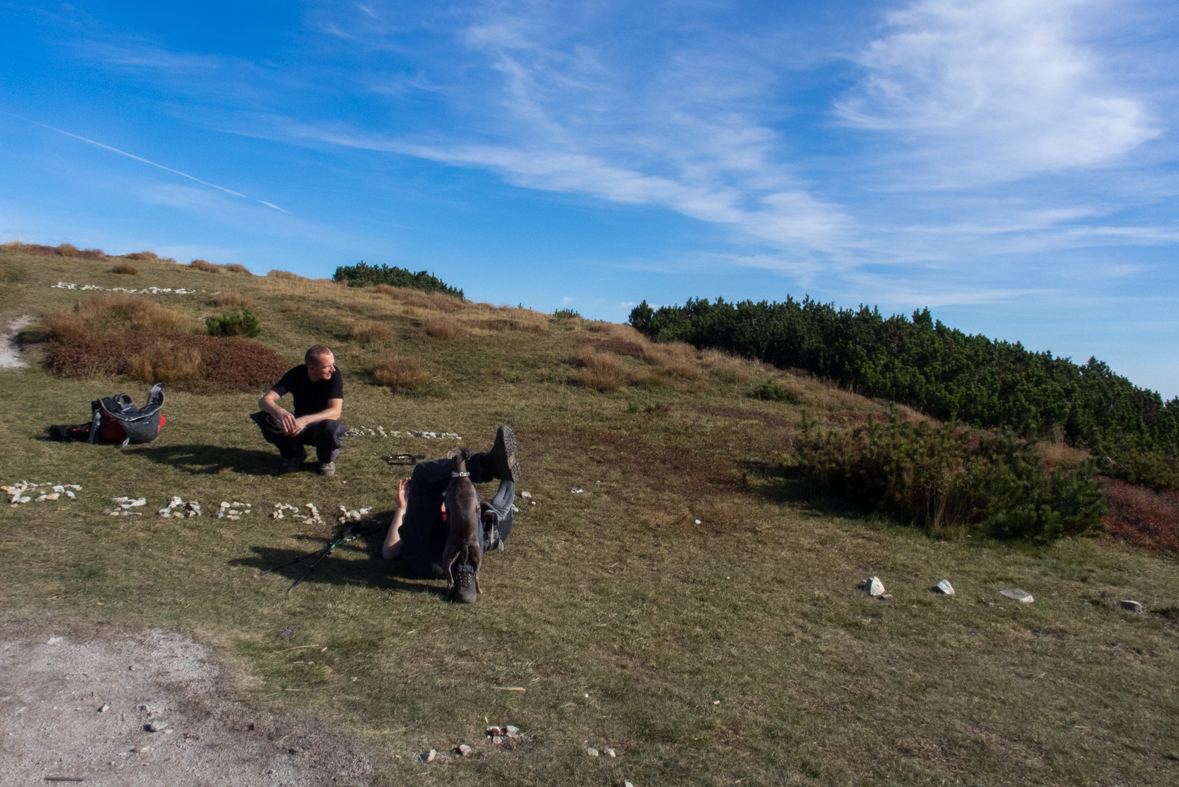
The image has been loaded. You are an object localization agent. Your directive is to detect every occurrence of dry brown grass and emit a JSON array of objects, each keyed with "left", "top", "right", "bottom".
[
  {"left": 110, "top": 262, "right": 139, "bottom": 276},
  {"left": 40, "top": 295, "right": 186, "bottom": 340},
  {"left": 224, "top": 263, "right": 251, "bottom": 274},
  {"left": 267, "top": 269, "right": 307, "bottom": 281},
  {"left": 422, "top": 315, "right": 459, "bottom": 339},
  {"left": 351, "top": 320, "right": 393, "bottom": 343},
  {"left": 56, "top": 243, "right": 80, "bottom": 257},
  {"left": 1037, "top": 440, "right": 1092, "bottom": 469},
  {"left": 576, "top": 349, "right": 625, "bottom": 392},
  {"left": 372, "top": 352, "right": 430, "bottom": 389},
  {"left": 190, "top": 259, "right": 223, "bottom": 273},
  {"left": 1103, "top": 478, "right": 1179, "bottom": 552},
  {"left": 372, "top": 285, "right": 464, "bottom": 313},
  {"left": 642, "top": 341, "right": 704, "bottom": 380},
  {"left": 208, "top": 291, "right": 254, "bottom": 309},
  {"left": 127, "top": 344, "right": 202, "bottom": 384},
  {"left": 124, "top": 251, "right": 159, "bottom": 261},
  {"left": 702, "top": 350, "right": 753, "bottom": 384}
]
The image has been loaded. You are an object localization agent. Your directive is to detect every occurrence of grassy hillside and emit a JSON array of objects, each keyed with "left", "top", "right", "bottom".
[{"left": 2, "top": 244, "right": 1178, "bottom": 786}]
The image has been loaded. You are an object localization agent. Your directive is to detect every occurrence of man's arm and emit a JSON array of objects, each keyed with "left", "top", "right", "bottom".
[
  {"left": 259, "top": 389, "right": 299, "bottom": 436},
  {"left": 291, "top": 398, "right": 342, "bottom": 433}
]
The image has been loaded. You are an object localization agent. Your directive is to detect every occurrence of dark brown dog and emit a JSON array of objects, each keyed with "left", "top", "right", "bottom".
[{"left": 442, "top": 448, "right": 481, "bottom": 602}]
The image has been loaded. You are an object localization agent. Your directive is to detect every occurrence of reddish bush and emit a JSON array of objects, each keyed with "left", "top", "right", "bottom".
[
  {"left": 46, "top": 332, "right": 291, "bottom": 394},
  {"left": 1103, "top": 478, "right": 1179, "bottom": 552},
  {"left": 224, "top": 263, "right": 251, "bottom": 274},
  {"left": 126, "top": 251, "right": 160, "bottom": 261},
  {"left": 79, "top": 248, "right": 106, "bottom": 260}
]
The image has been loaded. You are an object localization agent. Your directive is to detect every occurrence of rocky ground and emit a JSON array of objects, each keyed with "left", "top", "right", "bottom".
[{"left": 0, "top": 614, "right": 374, "bottom": 786}]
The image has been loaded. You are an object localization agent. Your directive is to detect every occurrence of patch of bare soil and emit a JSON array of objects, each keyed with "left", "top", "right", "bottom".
[
  {"left": 0, "top": 315, "right": 33, "bottom": 368},
  {"left": 0, "top": 615, "right": 373, "bottom": 786}
]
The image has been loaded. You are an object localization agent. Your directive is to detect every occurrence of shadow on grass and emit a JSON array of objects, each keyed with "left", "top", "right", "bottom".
[
  {"left": 230, "top": 530, "right": 448, "bottom": 598},
  {"left": 132, "top": 444, "right": 289, "bottom": 476},
  {"left": 740, "top": 458, "right": 877, "bottom": 520}
]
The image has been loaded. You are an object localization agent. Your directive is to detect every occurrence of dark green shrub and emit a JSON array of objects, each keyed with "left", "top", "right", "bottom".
[
  {"left": 553, "top": 308, "right": 580, "bottom": 320},
  {"left": 797, "top": 417, "right": 1106, "bottom": 542},
  {"left": 630, "top": 297, "right": 1179, "bottom": 489},
  {"left": 206, "top": 309, "right": 261, "bottom": 338},
  {"left": 750, "top": 379, "right": 799, "bottom": 404},
  {"left": 333, "top": 261, "right": 463, "bottom": 299}
]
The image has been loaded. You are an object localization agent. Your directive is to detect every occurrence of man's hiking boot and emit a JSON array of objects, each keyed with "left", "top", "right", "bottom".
[
  {"left": 450, "top": 563, "right": 478, "bottom": 604},
  {"left": 318, "top": 461, "right": 336, "bottom": 477},
  {"left": 486, "top": 426, "right": 520, "bottom": 483},
  {"left": 281, "top": 449, "right": 308, "bottom": 474}
]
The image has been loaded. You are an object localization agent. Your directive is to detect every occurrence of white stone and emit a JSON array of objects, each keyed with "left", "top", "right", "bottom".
[
  {"left": 586, "top": 747, "right": 599, "bottom": 757},
  {"left": 867, "top": 577, "right": 885, "bottom": 597},
  {"left": 521, "top": 491, "right": 532, "bottom": 498},
  {"left": 936, "top": 580, "right": 955, "bottom": 595},
  {"left": 1000, "top": 589, "right": 1034, "bottom": 603},
  {"left": 1120, "top": 600, "right": 1145, "bottom": 613}
]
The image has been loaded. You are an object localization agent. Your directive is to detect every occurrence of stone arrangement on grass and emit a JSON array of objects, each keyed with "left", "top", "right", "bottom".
[
  {"left": 159, "top": 497, "right": 202, "bottom": 518},
  {"left": 217, "top": 501, "right": 253, "bottom": 520},
  {"left": 271, "top": 502, "right": 327, "bottom": 526},
  {"left": 345, "top": 426, "right": 462, "bottom": 440},
  {"left": 51, "top": 282, "right": 200, "bottom": 295},
  {"left": 4, "top": 482, "right": 81, "bottom": 505}
]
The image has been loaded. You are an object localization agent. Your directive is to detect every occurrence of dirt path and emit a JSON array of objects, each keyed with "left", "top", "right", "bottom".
[
  {"left": 0, "top": 315, "right": 33, "bottom": 369},
  {"left": 0, "top": 615, "right": 374, "bottom": 786}
]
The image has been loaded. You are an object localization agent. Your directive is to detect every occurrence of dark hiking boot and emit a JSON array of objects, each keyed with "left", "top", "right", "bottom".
[
  {"left": 450, "top": 563, "right": 478, "bottom": 604},
  {"left": 281, "top": 448, "right": 308, "bottom": 474},
  {"left": 486, "top": 425, "right": 520, "bottom": 483}
]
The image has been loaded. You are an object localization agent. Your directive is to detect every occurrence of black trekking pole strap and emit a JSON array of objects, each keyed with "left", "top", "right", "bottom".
[
  {"left": 258, "top": 522, "right": 382, "bottom": 593},
  {"left": 285, "top": 523, "right": 381, "bottom": 593}
]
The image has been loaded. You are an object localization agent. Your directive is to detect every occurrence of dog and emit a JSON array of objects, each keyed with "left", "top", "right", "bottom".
[{"left": 442, "top": 447, "right": 482, "bottom": 602}]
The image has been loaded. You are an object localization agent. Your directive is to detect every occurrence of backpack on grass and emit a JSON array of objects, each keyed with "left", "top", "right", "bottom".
[{"left": 88, "top": 384, "right": 166, "bottom": 446}]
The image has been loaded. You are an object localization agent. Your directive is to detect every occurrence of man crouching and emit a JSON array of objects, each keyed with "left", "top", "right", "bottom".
[{"left": 251, "top": 345, "right": 347, "bottom": 476}]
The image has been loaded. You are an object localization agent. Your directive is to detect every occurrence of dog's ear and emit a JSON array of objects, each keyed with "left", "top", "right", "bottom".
[{"left": 446, "top": 447, "right": 463, "bottom": 460}]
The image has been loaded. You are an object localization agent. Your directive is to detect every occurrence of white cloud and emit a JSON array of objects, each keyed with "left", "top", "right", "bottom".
[{"left": 836, "top": 0, "right": 1160, "bottom": 181}]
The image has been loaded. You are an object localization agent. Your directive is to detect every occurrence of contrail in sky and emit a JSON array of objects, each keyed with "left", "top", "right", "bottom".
[{"left": 13, "top": 114, "right": 289, "bottom": 213}]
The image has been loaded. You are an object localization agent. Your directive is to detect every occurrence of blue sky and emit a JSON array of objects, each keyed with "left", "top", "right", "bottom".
[{"left": 2, "top": 0, "right": 1177, "bottom": 398}]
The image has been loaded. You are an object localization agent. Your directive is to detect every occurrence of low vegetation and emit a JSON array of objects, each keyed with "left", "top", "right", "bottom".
[
  {"left": 191, "top": 258, "right": 223, "bottom": 273},
  {"left": 1, "top": 241, "right": 1178, "bottom": 787},
  {"left": 40, "top": 294, "right": 186, "bottom": 339},
  {"left": 798, "top": 414, "right": 1107, "bottom": 541},
  {"left": 371, "top": 351, "right": 430, "bottom": 389},
  {"left": 109, "top": 262, "right": 139, "bottom": 275},
  {"left": 334, "top": 260, "right": 464, "bottom": 299},
  {"left": 631, "top": 297, "right": 1179, "bottom": 490},
  {"left": 206, "top": 309, "right": 261, "bottom": 338}
]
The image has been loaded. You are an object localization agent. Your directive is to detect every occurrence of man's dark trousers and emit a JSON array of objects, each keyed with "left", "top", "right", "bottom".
[
  {"left": 399, "top": 453, "right": 514, "bottom": 579},
  {"left": 250, "top": 412, "right": 348, "bottom": 463}
]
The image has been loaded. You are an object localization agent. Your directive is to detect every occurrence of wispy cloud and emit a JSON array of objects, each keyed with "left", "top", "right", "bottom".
[
  {"left": 17, "top": 117, "right": 289, "bottom": 213},
  {"left": 836, "top": 0, "right": 1161, "bottom": 182}
]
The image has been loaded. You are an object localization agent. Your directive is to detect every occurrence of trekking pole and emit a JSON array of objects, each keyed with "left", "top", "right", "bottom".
[
  {"left": 258, "top": 522, "right": 380, "bottom": 593},
  {"left": 382, "top": 454, "right": 425, "bottom": 466}
]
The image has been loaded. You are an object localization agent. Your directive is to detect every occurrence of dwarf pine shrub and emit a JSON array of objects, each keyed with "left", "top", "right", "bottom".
[
  {"left": 333, "top": 261, "right": 463, "bottom": 299},
  {"left": 206, "top": 309, "right": 261, "bottom": 338},
  {"left": 797, "top": 416, "right": 1106, "bottom": 542}
]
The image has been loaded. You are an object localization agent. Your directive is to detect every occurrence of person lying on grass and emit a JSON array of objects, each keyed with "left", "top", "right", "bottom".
[
  {"left": 383, "top": 426, "right": 519, "bottom": 602},
  {"left": 251, "top": 345, "right": 347, "bottom": 477}
]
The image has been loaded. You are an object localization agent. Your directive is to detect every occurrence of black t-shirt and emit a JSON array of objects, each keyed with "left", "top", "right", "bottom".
[{"left": 271, "top": 365, "right": 344, "bottom": 418}]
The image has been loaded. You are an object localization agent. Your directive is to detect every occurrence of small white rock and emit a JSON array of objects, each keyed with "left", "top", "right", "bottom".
[
  {"left": 1000, "top": 589, "right": 1034, "bottom": 603},
  {"left": 867, "top": 577, "right": 885, "bottom": 597},
  {"left": 586, "top": 747, "right": 599, "bottom": 757},
  {"left": 936, "top": 580, "right": 955, "bottom": 595},
  {"left": 1121, "top": 600, "right": 1145, "bottom": 613}
]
